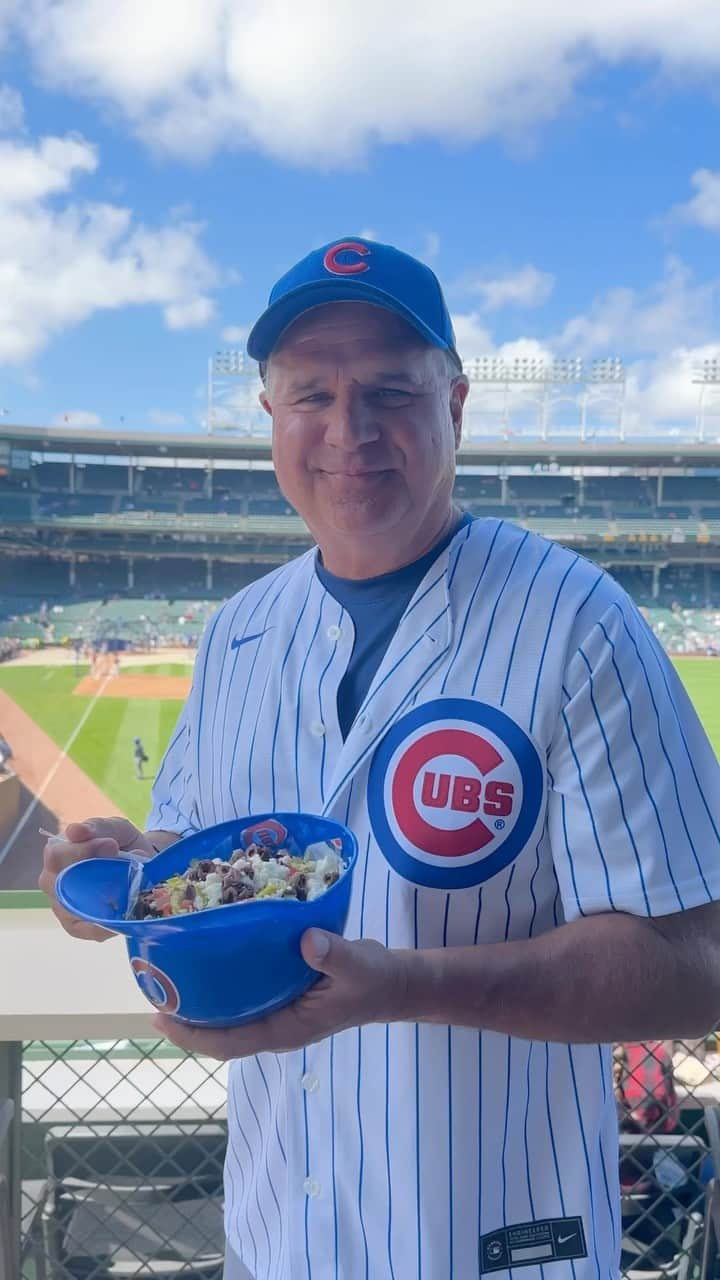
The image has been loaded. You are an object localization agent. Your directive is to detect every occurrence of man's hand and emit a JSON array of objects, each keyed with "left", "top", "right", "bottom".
[
  {"left": 152, "top": 929, "right": 409, "bottom": 1060},
  {"left": 39, "top": 818, "right": 155, "bottom": 942}
]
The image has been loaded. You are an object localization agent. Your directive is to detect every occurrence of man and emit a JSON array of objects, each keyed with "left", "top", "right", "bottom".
[
  {"left": 133, "top": 736, "right": 148, "bottom": 780},
  {"left": 41, "top": 238, "right": 720, "bottom": 1280}
]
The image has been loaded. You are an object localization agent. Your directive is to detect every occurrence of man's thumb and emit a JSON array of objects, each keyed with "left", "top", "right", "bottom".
[{"left": 301, "top": 929, "right": 349, "bottom": 973}]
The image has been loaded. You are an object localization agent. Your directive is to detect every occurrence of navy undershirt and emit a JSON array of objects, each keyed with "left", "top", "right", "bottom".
[{"left": 316, "top": 512, "right": 473, "bottom": 739}]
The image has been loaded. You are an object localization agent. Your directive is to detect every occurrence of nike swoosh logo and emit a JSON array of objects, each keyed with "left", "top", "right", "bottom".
[
  {"left": 557, "top": 1234, "right": 576, "bottom": 1246},
  {"left": 230, "top": 629, "right": 272, "bottom": 650}
]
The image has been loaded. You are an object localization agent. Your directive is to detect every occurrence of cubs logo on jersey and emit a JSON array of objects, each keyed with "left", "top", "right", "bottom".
[{"left": 368, "top": 698, "right": 545, "bottom": 888}]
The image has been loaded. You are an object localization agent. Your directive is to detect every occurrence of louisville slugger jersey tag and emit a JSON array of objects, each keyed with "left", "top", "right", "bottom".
[{"left": 480, "top": 1217, "right": 587, "bottom": 1272}]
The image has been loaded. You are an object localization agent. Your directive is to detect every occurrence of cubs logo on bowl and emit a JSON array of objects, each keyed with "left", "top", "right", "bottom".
[
  {"left": 368, "top": 698, "right": 545, "bottom": 888},
  {"left": 130, "top": 957, "right": 181, "bottom": 1014},
  {"left": 241, "top": 818, "right": 288, "bottom": 848}
]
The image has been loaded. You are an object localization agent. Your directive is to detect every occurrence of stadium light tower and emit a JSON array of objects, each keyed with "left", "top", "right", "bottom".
[
  {"left": 462, "top": 357, "right": 626, "bottom": 442},
  {"left": 692, "top": 359, "right": 720, "bottom": 443},
  {"left": 206, "top": 349, "right": 266, "bottom": 436}
]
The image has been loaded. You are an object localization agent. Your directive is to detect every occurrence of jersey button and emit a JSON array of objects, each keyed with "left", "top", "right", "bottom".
[
  {"left": 303, "top": 1177, "right": 321, "bottom": 1198},
  {"left": 356, "top": 713, "right": 371, "bottom": 733},
  {"left": 301, "top": 1072, "right": 319, "bottom": 1093},
  {"left": 327, "top": 625, "right": 341, "bottom": 640},
  {"left": 310, "top": 721, "right": 325, "bottom": 737}
]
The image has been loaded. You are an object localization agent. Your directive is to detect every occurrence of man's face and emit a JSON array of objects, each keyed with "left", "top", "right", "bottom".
[{"left": 260, "top": 303, "right": 468, "bottom": 570}]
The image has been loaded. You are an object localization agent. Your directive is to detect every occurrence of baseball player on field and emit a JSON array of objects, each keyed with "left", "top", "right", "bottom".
[{"left": 42, "top": 238, "right": 720, "bottom": 1280}]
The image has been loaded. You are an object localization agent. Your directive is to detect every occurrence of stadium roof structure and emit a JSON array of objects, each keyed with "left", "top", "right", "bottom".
[{"left": 2, "top": 422, "right": 720, "bottom": 469}]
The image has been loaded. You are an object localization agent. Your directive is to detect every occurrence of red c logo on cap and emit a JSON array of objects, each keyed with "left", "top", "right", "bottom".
[{"left": 323, "top": 241, "right": 370, "bottom": 275}]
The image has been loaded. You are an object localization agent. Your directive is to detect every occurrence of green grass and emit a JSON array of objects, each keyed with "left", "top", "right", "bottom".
[
  {"left": 671, "top": 658, "right": 720, "bottom": 760},
  {"left": 0, "top": 665, "right": 182, "bottom": 828},
  {"left": 0, "top": 658, "right": 716, "bottom": 837}
]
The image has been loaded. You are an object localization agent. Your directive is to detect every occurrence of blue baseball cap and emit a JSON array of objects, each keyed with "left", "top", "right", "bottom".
[{"left": 246, "top": 237, "right": 463, "bottom": 370}]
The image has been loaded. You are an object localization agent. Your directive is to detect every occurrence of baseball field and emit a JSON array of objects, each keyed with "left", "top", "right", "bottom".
[{"left": 0, "top": 652, "right": 717, "bottom": 893}]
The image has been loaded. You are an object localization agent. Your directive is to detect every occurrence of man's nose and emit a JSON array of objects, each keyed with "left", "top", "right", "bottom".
[{"left": 322, "top": 390, "right": 379, "bottom": 448}]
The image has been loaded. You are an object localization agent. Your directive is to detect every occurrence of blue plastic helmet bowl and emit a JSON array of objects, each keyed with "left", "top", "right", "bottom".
[{"left": 55, "top": 812, "right": 358, "bottom": 1027}]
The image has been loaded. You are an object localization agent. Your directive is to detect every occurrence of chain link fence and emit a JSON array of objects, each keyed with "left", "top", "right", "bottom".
[
  {"left": 9, "top": 1035, "right": 720, "bottom": 1278},
  {"left": 18, "top": 1039, "right": 228, "bottom": 1280}
]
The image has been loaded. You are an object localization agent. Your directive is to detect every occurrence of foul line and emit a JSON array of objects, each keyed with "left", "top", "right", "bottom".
[{"left": 0, "top": 671, "right": 114, "bottom": 867}]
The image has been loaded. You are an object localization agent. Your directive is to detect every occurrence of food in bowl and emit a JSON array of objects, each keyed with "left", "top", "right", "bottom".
[
  {"left": 55, "top": 812, "right": 359, "bottom": 1026},
  {"left": 132, "top": 838, "right": 344, "bottom": 918}
]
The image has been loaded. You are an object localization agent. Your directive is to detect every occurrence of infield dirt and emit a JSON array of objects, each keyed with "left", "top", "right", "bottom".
[
  {"left": 74, "top": 674, "right": 192, "bottom": 699},
  {"left": 0, "top": 688, "right": 122, "bottom": 890}
]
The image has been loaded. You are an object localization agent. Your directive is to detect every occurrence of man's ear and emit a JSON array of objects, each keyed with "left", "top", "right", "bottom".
[
  {"left": 259, "top": 390, "right": 272, "bottom": 417},
  {"left": 450, "top": 376, "right": 469, "bottom": 448}
]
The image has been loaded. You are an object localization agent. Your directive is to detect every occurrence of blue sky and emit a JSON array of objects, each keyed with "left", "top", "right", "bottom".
[{"left": 0, "top": 1, "right": 719, "bottom": 436}]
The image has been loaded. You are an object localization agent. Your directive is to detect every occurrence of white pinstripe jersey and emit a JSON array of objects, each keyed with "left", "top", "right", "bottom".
[{"left": 147, "top": 517, "right": 720, "bottom": 1280}]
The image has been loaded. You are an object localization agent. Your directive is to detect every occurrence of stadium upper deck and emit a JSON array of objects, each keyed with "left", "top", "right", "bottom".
[
  {"left": 0, "top": 422, "right": 719, "bottom": 615},
  {"left": 2, "top": 419, "right": 720, "bottom": 468}
]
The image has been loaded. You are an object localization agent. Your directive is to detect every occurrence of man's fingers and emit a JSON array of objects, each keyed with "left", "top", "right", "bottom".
[
  {"left": 64, "top": 822, "right": 96, "bottom": 843},
  {"left": 66, "top": 817, "right": 146, "bottom": 850},
  {"left": 151, "top": 1014, "right": 242, "bottom": 1061},
  {"left": 42, "top": 836, "right": 118, "bottom": 877},
  {"left": 38, "top": 814, "right": 145, "bottom": 942}
]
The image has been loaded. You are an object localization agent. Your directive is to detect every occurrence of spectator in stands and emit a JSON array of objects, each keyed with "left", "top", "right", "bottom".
[
  {"left": 133, "top": 737, "right": 149, "bottom": 780},
  {"left": 613, "top": 1041, "right": 678, "bottom": 1135}
]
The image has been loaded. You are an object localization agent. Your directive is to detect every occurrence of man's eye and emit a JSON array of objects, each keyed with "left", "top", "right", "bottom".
[
  {"left": 298, "top": 393, "right": 331, "bottom": 405},
  {"left": 371, "top": 388, "right": 412, "bottom": 402}
]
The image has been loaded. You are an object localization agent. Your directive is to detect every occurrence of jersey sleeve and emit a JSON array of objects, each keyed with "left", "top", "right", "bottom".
[
  {"left": 546, "top": 594, "right": 720, "bottom": 920},
  {"left": 143, "top": 620, "right": 215, "bottom": 838},
  {"left": 144, "top": 696, "right": 199, "bottom": 839}
]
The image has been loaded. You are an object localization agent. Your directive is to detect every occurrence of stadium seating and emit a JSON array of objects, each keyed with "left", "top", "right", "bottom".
[
  {"left": 37, "top": 495, "right": 114, "bottom": 516},
  {"left": 0, "top": 558, "right": 72, "bottom": 598},
  {"left": 611, "top": 566, "right": 655, "bottom": 604},
  {"left": 210, "top": 469, "right": 252, "bottom": 495},
  {"left": 463, "top": 503, "right": 518, "bottom": 519},
  {"left": 0, "top": 494, "right": 33, "bottom": 520},
  {"left": 0, "top": 474, "right": 30, "bottom": 492},
  {"left": 662, "top": 476, "right": 720, "bottom": 503},
  {"left": 454, "top": 477, "right": 502, "bottom": 501},
  {"left": 583, "top": 477, "right": 655, "bottom": 503},
  {"left": 210, "top": 498, "right": 245, "bottom": 514},
  {"left": 247, "top": 497, "right": 293, "bottom": 515},
  {"left": 74, "top": 561, "right": 130, "bottom": 592},
  {"left": 77, "top": 464, "right": 129, "bottom": 491},
  {"left": 508, "top": 475, "right": 578, "bottom": 501},
  {"left": 136, "top": 467, "right": 206, "bottom": 495},
  {"left": 119, "top": 497, "right": 180, "bottom": 513},
  {"left": 31, "top": 462, "right": 70, "bottom": 489},
  {"left": 184, "top": 498, "right": 234, "bottom": 514}
]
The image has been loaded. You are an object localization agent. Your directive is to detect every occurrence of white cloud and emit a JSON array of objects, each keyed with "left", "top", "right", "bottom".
[
  {"left": 0, "top": 84, "right": 24, "bottom": 132},
  {"left": 221, "top": 324, "right": 248, "bottom": 344},
  {"left": 4, "top": 0, "right": 720, "bottom": 166},
  {"left": 148, "top": 409, "right": 186, "bottom": 426},
  {"left": 164, "top": 296, "right": 214, "bottom": 329},
  {"left": 458, "top": 264, "right": 555, "bottom": 311},
  {"left": 452, "top": 313, "right": 495, "bottom": 359},
  {"left": 53, "top": 409, "right": 101, "bottom": 426},
  {"left": 670, "top": 168, "right": 720, "bottom": 233},
  {"left": 0, "top": 133, "right": 96, "bottom": 203},
  {"left": 455, "top": 260, "right": 720, "bottom": 435},
  {"left": 554, "top": 258, "right": 719, "bottom": 359},
  {"left": 452, "top": 311, "right": 554, "bottom": 363},
  {"left": 0, "top": 132, "right": 220, "bottom": 363}
]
